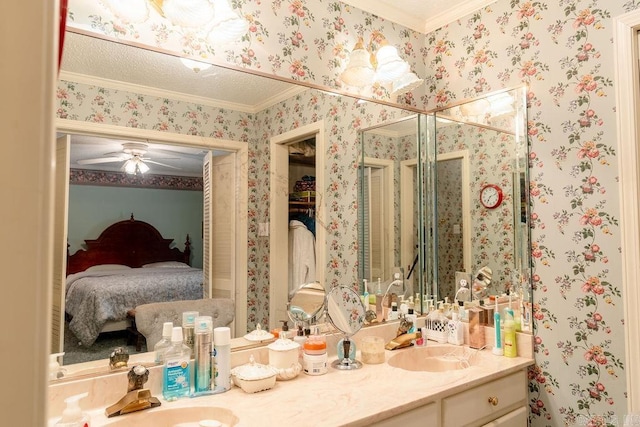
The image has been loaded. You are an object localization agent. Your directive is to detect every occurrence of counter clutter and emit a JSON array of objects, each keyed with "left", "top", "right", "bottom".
[{"left": 48, "top": 321, "right": 534, "bottom": 427}]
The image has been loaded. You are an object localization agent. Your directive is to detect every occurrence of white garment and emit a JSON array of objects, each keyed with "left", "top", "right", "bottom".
[{"left": 288, "top": 220, "right": 316, "bottom": 296}]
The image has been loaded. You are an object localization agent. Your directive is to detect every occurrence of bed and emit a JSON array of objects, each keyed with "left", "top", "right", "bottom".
[{"left": 65, "top": 214, "right": 203, "bottom": 346}]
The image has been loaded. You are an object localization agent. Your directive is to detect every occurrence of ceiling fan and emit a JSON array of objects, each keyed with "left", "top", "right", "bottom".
[{"left": 76, "top": 142, "right": 180, "bottom": 175}]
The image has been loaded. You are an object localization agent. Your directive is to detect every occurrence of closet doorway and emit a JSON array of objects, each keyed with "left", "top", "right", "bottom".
[{"left": 269, "top": 121, "right": 326, "bottom": 329}]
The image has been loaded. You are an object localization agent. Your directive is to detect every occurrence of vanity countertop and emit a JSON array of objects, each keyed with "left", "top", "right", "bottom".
[{"left": 58, "top": 344, "right": 534, "bottom": 427}]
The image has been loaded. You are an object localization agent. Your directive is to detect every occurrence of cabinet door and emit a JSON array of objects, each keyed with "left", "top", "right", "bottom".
[
  {"left": 372, "top": 402, "right": 438, "bottom": 426},
  {"left": 482, "top": 406, "right": 528, "bottom": 426}
]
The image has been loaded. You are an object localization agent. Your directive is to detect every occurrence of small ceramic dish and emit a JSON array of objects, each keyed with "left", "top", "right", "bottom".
[{"left": 230, "top": 355, "right": 278, "bottom": 393}]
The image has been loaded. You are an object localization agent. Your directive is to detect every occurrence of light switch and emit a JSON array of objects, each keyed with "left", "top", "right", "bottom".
[
  {"left": 258, "top": 222, "right": 269, "bottom": 237},
  {"left": 453, "top": 224, "right": 461, "bottom": 234}
]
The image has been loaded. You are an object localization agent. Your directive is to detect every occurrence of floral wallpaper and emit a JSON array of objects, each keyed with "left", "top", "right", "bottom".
[
  {"left": 422, "top": 0, "right": 638, "bottom": 425},
  {"left": 61, "top": 0, "right": 640, "bottom": 424}
]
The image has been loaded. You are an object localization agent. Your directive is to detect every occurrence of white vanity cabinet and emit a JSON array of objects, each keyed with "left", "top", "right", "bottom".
[
  {"left": 372, "top": 369, "right": 528, "bottom": 427},
  {"left": 442, "top": 370, "right": 527, "bottom": 426}
]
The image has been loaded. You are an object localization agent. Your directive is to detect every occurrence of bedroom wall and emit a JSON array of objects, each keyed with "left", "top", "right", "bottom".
[{"left": 68, "top": 185, "right": 204, "bottom": 269}]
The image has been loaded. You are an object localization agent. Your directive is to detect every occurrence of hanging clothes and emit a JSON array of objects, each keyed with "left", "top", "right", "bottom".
[{"left": 288, "top": 220, "right": 316, "bottom": 297}]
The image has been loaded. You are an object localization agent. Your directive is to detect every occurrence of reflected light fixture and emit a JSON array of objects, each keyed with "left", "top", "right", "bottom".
[
  {"left": 180, "top": 57, "right": 213, "bottom": 72},
  {"left": 123, "top": 156, "right": 150, "bottom": 175},
  {"left": 340, "top": 34, "right": 422, "bottom": 95},
  {"left": 101, "top": 0, "right": 248, "bottom": 43}
]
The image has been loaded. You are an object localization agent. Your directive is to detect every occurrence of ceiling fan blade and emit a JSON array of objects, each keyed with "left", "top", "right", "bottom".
[
  {"left": 144, "top": 159, "right": 181, "bottom": 169},
  {"left": 77, "top": 156, "right": 124, "bottom": 165}
]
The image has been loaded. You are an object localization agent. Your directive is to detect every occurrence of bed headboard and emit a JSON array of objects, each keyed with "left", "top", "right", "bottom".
[{"left": 67, "top": 214, "right": 192, "bottom": 275}]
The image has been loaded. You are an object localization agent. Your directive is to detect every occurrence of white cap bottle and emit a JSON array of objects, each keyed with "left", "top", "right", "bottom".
[{"left": 55, "top": 392, "right": 90, "bottom": 427}]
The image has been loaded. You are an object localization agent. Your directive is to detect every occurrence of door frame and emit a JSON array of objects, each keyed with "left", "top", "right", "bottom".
[
  {"left": 269, "top": 121, "right": 325, "bottom": 329},
  {"left": 614, "top": 9, "right": 640, "bottom": 413},
  {"left": 362, "top": 157, "right": 395, "bottom": 282},
  {"left": 55, "top": 119, "right": 249, "bottom": 337}
]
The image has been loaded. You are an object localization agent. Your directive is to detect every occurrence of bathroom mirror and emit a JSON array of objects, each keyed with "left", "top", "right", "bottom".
[
  {"left": 325, "top": 285, "right": 366, "bottom": 370},
  {"left": 358, "top": 115, "right": 423, "bottom": 302},
  {"left": 53, "top": 28, "right": 419, "bottom": 375},
  {"left": 287, "top": 282, "right": 326, "bottom": 325},
  {"left": 433, "top": 87, "right": 531, "bottom": 310}
]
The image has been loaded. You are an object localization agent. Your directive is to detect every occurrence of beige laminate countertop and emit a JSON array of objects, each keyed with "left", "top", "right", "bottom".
[{"left": 56, "top": 344, "right": 533, "bottom": 427}]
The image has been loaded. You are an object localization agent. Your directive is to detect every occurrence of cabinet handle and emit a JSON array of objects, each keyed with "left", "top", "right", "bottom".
[{"left": 488, "top": 396, "right": 499, "bottom": 406}]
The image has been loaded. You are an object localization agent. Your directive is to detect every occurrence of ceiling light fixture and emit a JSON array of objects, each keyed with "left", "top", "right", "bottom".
[
  {"left": 180, "top": 57, "right": 213, "bottom": 72},
  {"left": 123, "top": 156, "right": 150, "bottom": 175},
  {"left": 340, "top": 34, "right": 423, "bottom": 96},
  {"left": 101, "top": 0, "right": 248, "bottom": 43}
]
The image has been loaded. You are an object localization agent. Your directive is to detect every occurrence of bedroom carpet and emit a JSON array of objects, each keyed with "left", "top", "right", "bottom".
[{"left": 62, "top": 322, "right": 147, "bottom": 365}]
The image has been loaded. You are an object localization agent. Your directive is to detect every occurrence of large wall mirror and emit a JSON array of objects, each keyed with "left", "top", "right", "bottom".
[
  {"left": 433, "top": 87, "right": 531, "bottom": 311},
  {"left": 358, "top": 87, "right": 530, "bottom": 321},
  {"left": 53, "top": 29, "right": 418, "bottom": 376}
]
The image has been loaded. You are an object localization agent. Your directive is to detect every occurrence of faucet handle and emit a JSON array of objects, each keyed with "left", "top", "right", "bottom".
[{"left": 109, "top": 346, "right": 129, "bottom": 370}]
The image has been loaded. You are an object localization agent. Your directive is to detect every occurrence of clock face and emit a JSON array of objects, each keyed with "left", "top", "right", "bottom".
[{"left": 480, "top": 184, "right": 503, "bottom": 209}]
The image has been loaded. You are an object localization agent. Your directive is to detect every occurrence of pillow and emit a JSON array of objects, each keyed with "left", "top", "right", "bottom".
[
  {"left": 85, "top": 264, "right": 131, "bottom": 272},
  {"left": 142, "top": 261, "right": 190, "bottom": 269}
]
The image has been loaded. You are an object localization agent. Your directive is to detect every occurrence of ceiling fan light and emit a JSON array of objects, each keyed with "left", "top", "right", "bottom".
[
  {"left": 375, "top": 44, "right": 410, "bottom": 83},
  {"left": 137, "top": 160, "right": 150, "bottom": 174},
  {"left": 123, "top": 159, "right": 138, "bottom": 174},
  {"left": 100, "top": 0, "right": 150, "bottom": 23},
  {"left": 161, "top": 0, "right": 215, "bottom": 28},
  {"left": 207, "top": 0, "right": 249, "bottom": 44}
]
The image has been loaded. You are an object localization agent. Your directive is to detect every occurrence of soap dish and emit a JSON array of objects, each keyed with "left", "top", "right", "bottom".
[
  {"left": 243, "top": 324, "right": 275, "bottom": 342},
  {"left": 231, "top": 355, "right": 277, "bottom": 393}
]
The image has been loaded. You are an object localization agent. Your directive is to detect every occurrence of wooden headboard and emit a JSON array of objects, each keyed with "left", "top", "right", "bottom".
[{"left": 67, "top": 214, "right": 191, "bottom": 275}]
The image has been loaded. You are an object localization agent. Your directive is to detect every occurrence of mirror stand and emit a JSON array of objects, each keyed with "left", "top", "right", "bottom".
[{"left": 332, "top": 335, "right": 362, "bottom": 370}]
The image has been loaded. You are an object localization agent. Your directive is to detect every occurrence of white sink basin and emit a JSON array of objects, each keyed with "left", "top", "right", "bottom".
[
  {"left": 387, "top": 345, "right": 480, "bottom": 372},
  {"left": 103, "top": 406, "right": 239, "bottom": 427}
]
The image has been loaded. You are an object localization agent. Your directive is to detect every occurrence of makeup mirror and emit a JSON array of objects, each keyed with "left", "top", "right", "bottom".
[
  {"left": 326, "top": 286, "right": 366, "bottom": 370},
  {"left": 287, "top": 282, "right": 326, "bottom": 326}
]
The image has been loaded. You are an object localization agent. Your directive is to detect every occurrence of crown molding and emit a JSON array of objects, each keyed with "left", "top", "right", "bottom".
[
  {"left": 59, "top": 71, "right": 307, "bottom": 114},
  {"left": 423, "top": 0, "right": 498, "bottom": 33},
  {"left": 339, "top": 0, "right": 497, "bottom": 34}
]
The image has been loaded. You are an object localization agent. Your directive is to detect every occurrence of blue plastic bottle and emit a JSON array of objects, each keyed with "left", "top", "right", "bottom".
[{"left": 163, "top": 326, "right": 192, "bottom": 401}]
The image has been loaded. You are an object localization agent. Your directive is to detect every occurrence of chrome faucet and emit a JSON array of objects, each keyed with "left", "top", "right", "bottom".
[{"left": 105, "top": 365, "right": 161, "bottom": 418}]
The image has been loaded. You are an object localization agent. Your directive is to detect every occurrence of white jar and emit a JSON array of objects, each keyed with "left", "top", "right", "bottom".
[
  {"left": 267, "top": 338, "right": 301, "bottom": 380},
  {"left": 303, "top": 352, "right": 327, "bottom": 376}
]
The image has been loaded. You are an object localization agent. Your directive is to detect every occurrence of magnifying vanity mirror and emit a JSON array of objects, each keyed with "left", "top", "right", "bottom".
[
  {"left": 326, "top": 286, "right": 366, "bottom": 370},
  {"left": 287, "top": 282, "right": 326, "bottom": 326}
]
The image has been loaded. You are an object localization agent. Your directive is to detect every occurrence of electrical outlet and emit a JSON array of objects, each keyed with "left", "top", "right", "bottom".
[{"left": 258, "top": 222, "right": 269, "bottom": 237}]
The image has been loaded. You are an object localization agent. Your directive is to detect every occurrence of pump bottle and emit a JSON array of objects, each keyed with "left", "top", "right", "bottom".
[
  {"left": 503, "top": 309, "right": 518, "bottom": 358},
  {"left": 54, "top": 392, "right": 90, "bottom": 427},
  {"left": 154, "top": 321, "right": 174, "bottom": 364}
]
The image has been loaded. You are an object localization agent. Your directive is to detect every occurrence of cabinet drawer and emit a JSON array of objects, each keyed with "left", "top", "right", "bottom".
[
  {"left": 372, "top": 402, "right": 438, "bottom": 427},
  {"left": 442, "top": 371, "right": 526, "bottom": 427}
]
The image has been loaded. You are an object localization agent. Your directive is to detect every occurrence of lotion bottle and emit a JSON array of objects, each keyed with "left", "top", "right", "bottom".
[
  {"left": 492, "top": 299, "right": 503, "bottom": 356},
  {"left": 503, "top": 310, "right": 517, "bottom": 358},
  {"left": 447, "top": 310, "right": 464, "bottom": 345},
  {"left": 54, "top": 392, "right": 90, "bottom": 427}
]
